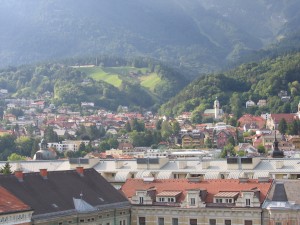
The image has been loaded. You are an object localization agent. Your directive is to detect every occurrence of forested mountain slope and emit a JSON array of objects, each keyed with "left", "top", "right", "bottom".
[
  {"left": 0, "top": 57, "right": 188, "bottom": 111},
  {"left": 1, "top": 0, "right": 300, "bottom": 77},
  {"left": 159, "top": 52, "right": 300, "bottom": 118}
]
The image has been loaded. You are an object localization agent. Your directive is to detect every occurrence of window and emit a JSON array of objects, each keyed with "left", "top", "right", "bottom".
[
  {"left": 190, "top": 219, "right": 197, "bottom": 225},
  {"left": 158, "top": 217, "right": 164, "bottom": 225},
  {"left": 275, "top": 223, "right": 282, "bottom": 225},
  {"left": 216, "top": 198, "right": 222, "bottom": 203},
  {"left": 190, "top": 198, "right": 196, "bottom": 206},
  {"left": 172, "top": 218, "right": 179, "bottom": 225},
  {"left": 246, "top": 199, "right": 251, "bottom": 206},
  {"left": 159, "top": 197, "right": 164, "bottom": 202},
  {"left": 139, "top": 197, "right": 144, "bottom": 204},
  {"left": 139, "top": 217, "right": 146, "bottom": 225},
  {"left": 209, "top": 219, "right": 216, "bottom": 225},
  {"left": 120, "top": 220, "right": 126, "bottom": 225},
  {"left": 225, "top": 220, "right": 231, "bottom": 225},
  {"left": 245, "top": 221, "right": 252, "bottom": 225}
]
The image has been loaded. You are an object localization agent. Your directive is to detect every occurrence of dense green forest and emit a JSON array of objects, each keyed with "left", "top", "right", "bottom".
[
  {"left": 1, "top": 0, "right": 300, "bottom": 78},
  {"left": 159, "top": 52, "right": 300, "bottom": 119},
  {"left": 0, "top": 56, "right": 188, "bottom": 111}
]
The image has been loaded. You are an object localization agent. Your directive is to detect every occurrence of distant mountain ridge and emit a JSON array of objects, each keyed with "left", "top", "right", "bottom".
[
  {"left": 159, "top": 51, "right": 300, "bottom": 117},
  {"left": 1, "top": 0, "right": 300, "bottom": 77}
]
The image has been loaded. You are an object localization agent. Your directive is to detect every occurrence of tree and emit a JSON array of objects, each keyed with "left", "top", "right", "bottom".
[
  {"left": 44, "top": 126, "right": 59, "bottom": 142},
  {"left": 161, "top": 120, "right": 172, "bottom": 140},
  {"left": 78, "top": 142, "right": 86, "bottom": 152},
  {"left": 156, "top": 119, "right": 163, "bottom": 130},
  {"left": 124, "top": 121, "right": 132, "bottom": 132},
  {"left": 7, "top": 153, "right": 26, "bottom": 161},
  {"left": 220, "top": 143, "right": 235, "bottom": 158},
  {"left": 287, "top": 120, "right": 299, "bottom": 135},
  {"left": 171, "top": 121, "right": 181, "bottom": 135},
  {"left": 230, "top": 92, "right": 242, "bottom": 118},
  {"left": 99, "top": 141, "right": 110, "bottom": 152},
  {"left": 15, "top": 136, "right": 34, "bottom": 157},
  {"left": 257, "top": 144, "right": 266, "bottom": 154},
  {"left": 205, "top": 138, "right": 213, "bottom": 148},
  {"left": 0, "top": 162, "right": 12, "bottom": 174},
  {"left": 191, "top": 110, "right": 202, "bottom": 124},
  {"left": 278, "top": 118, "right": 288, "bottom": 134},
  {"left": 108, "top": 138, "right": 119, "bottom": 149}
]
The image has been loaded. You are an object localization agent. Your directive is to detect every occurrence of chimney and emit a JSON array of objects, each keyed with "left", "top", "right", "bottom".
[
  {"left": 40, "top": 169, "right": 48, "bottom": 179},
  {"left": 76, "top": 166, "right": 84, "bottom": 176},
  {"left": 15, "top": 170, "right": 24, "bottom": 182}
]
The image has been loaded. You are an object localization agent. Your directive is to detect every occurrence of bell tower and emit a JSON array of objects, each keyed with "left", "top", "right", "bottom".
[{"left": 214, "top": 97, "right": 220, "bottom": 119}]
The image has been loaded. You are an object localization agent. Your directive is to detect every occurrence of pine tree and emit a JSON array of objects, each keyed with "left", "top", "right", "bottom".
[{"left": 0, "top": 162, "right": 12, "bottom": 174}]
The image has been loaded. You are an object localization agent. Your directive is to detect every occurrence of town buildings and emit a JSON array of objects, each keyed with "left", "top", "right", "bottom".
[
  {"left": 0, "top": 186, "right": 33, "bottom": 225},
  {"left": 0, "top": 168, "right": 131, "bottom": 224},
  {"left": 121, "top": 178, "right": 273, "bottom": 225}
]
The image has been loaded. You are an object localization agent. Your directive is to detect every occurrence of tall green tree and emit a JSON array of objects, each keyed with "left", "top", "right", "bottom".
[
  {"left": 161, "top": 120, "right": 172, "bottom": 140},
  {"left": 44, "top": 126, "right": 59, "bottom": 142},
  {"left": 278, "top": 118, "right": 288, "bottom": 134},
  {"left": 230, "top": 92, "right": 242, "bottom": 118},
  {"left": 0, "top": 162, "right": 12, "bottom": 174}
]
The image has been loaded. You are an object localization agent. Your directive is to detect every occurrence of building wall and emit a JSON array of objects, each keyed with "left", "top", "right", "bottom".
[
  {"left": 32, "top": 208, "right": 131, "bottom": 225},
  {"left": 262, "top": 209, "right": 300, "bottom": 225},
  {"left": 131, "top": 206, "right": 262, "bottom": 225},
  {"left": 0, "top": 211, "right": 33, "bottom": 225}
]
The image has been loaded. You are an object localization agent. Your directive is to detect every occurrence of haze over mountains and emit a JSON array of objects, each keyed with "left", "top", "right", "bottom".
[{"left": 1, "top": 0, "right": 300, "bottom": 77}]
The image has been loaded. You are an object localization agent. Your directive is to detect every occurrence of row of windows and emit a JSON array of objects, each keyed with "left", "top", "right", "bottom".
[
  {"left": 138, "top": 217, "right": 253, "bottom": 225},
  {"left": 158, "top": 197, "right": 175, "bottom": 202}
]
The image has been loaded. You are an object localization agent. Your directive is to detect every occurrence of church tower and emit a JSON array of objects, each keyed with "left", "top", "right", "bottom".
[{"left": 214, "top": 97, "right": 220, "bottom": 119}]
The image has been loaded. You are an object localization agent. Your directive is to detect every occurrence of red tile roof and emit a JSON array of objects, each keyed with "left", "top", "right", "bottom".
[
  {"left": 121, "top": 179, "right": 272, "bottom": 204},
  {"left": 0, "top": 186, "right": 31, "bottom": 214},
  {"left": 271, "top": 114, "right": 296, "bottom": 124}
]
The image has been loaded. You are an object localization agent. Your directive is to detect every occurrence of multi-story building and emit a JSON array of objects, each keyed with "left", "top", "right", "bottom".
[
  {"left": 121, "top": 178, "right": 273, "bottom": 225},
  {"left": 263, "top": 179, "right": 300, "bottom": 225},
  {"left": 0, "top": 186, "right": 33, "bottom": 225},
  {"left": 47, "top": 140, "right": 90, "bottom": 152},
  {"left": 0, "top": 167, "right": 131, "bottom": 224}
]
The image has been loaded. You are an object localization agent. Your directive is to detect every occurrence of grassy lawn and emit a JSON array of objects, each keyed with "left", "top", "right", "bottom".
[
  {"left": 140, "top": 73, "right": 161, "bottom": 91},
  {"left": 103, "top": 66, "right": 149, "bottom": 75},
  {"left": 77, "top": 66, "right": 158, "bottom": 90},
  {"left": 78, "top": 67, "right": 122, "bottom": 88}
]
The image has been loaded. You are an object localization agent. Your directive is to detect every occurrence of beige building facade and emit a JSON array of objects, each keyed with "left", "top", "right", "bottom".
[{"left": 121, "top": 178, "right": 272, "bottom": 225}]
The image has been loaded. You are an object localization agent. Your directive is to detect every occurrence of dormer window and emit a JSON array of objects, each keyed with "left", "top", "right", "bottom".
[
  {"left": 156, "top": 191, "right": 181, "bottom": 203},
  {"left": 139, "top": 197, "right": 144, "bottom": 204},
  {"left": 216, "top": 198, "right": 222, "bottom": 203},
  {"left": 213, "top": 192, "right": 239, "bottom": 204},
  {"left": 246, "top": 198, "right": 251, "bottom": 206},
  {"left": 190, "top": 198, "right": 196, "bottom": 206}
]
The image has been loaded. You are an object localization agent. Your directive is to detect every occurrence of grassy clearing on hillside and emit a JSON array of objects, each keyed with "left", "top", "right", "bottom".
[
  {"left": 78, "top": 67, "right": 122, "bottom": 88},
  {"left": 140, "top": 73, "right": 161, "bottom": 91},
  {"left": 103, "top": 66, "right": 149, "bottom": 75},
  {"left": 78, "top": 66, "right": 158, "bottom": 90}
]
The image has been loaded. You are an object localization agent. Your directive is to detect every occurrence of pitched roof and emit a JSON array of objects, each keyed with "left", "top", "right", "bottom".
[
  {"left": 270, "top": 114, "right": 296, "bottom": 123},
  {"left": 121, "top": 179, "right": 272, "bottom": 204},
  {"left": 266, "top": 180, "right": 300, "bottom": 204},
  {"left": 0, "top": 168, "right": 129, "bottom": 216},
  {"left": 0, "top": 186, "right": 31, "bottom": 215}
]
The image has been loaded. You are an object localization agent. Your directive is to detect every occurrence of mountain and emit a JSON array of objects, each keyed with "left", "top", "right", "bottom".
[
  {"left": 159, "top": 51, "right": 300, "bottom": 118},
  {"left": 0, "top": 57, "right": 188, "bottom": 111},
  {"left": 1, "top": 0, "right": 300, "bottom": 78}
]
